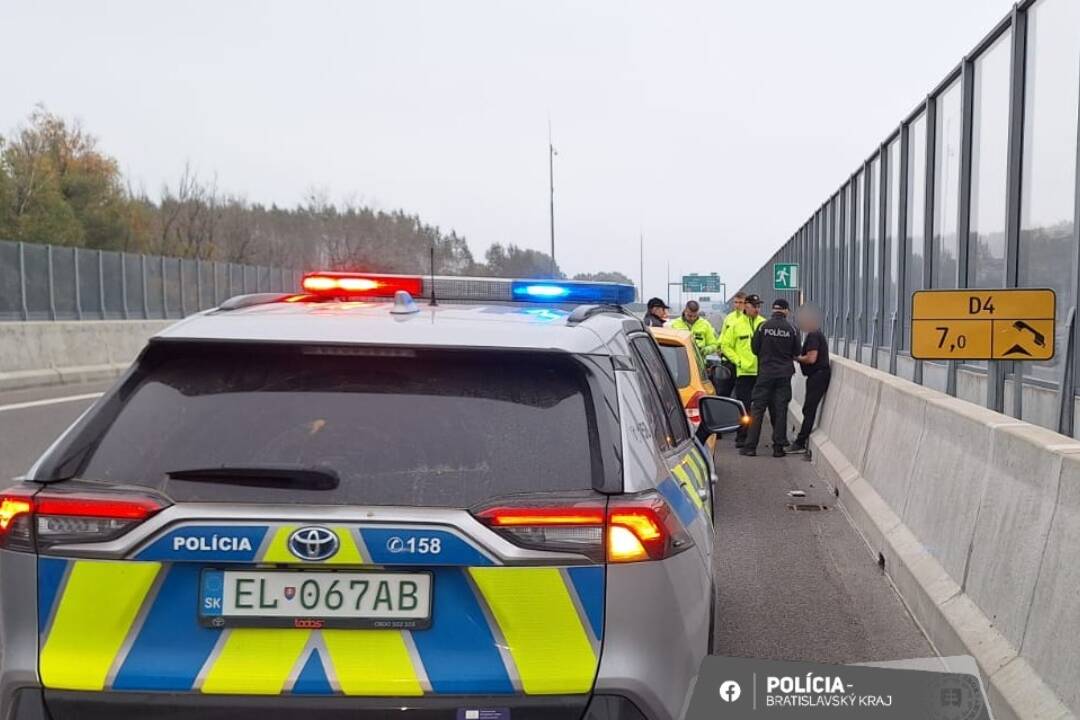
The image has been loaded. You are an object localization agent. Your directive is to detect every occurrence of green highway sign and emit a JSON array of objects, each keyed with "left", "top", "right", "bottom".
[
  {"left": 682, "top": 273, "right": 722, "bottom": 293},
  {"left": 773, "top": 263, "right": 799, "bottom": 291}
]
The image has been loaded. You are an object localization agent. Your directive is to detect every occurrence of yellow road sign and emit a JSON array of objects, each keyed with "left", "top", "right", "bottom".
[{"left": 910, "top": 289, "right": 1055, "bottom": 361}]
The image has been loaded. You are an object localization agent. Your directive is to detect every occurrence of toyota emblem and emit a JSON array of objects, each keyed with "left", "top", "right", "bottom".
[{"left": 287, "top": 526, "right": 340, "bottom": 562}]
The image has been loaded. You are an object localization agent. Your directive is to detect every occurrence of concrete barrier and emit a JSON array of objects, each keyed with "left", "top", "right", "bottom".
[
  {"left": 1024, "top": 452, "right": 1080, "bottom": 713},
  {"left": 794, "top": 355, "right": 1078, "bottom": 720},
  {"left": 904, "top": 397, "right": 1021, "bottom": 584},
  {"left": 819, "top": 358, "right": 880, "bottom": 474},
  {"left": 862, "top": 373, "right": 934, "bottom": 515},
  {"left": 0, "top": 320, "right": 170, "bottom": 391}
]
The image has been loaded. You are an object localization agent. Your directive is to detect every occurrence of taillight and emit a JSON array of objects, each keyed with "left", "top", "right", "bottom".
[
  {"left": 0, "top": 490, "right": 35, "bottom": 551},
  {"left": 607, "top": 495, "right": 692, "bottom": 562},
  {"left": 0, "top": 487, "right": 165, "bottom": 552},
  {"left": 686, "top": 390, "right": 706, "bottom": 425},
  {"left": 474, "top": 493, "right": 692, "bottom": 563},
  {"left": 476, "top": 502, "right": 606, "bottom": 562}
]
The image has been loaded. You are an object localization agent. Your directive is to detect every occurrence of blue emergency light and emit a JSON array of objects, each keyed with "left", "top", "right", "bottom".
[{"left": 510, "top": 280, "right": 636, "bottom": 305}]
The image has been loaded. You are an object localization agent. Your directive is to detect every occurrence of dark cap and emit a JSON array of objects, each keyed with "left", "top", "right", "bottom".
[
  {"left": 646, "top": 297, "right": 669, "bottom": 310},
  {"left": 744, "top": 294, "right": 762, "bottom": 306},
  {"left": 772, "top": 298, "right": 790, "bottom": 311}
]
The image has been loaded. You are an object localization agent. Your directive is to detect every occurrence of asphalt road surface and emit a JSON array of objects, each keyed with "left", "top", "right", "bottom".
[
  {"left": 1, "top": 382, "right": 933, "bottom": 665},
  {"left": 710, "top": 427, "right": 933, "bottom": 662},
  {"left": 0, "top": 381, "right": 111, "bottom": 483}
]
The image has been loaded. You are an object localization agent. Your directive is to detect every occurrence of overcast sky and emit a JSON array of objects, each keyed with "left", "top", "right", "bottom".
[{"left": 1, "top": 0, "right": 1014, "bottom": 298}]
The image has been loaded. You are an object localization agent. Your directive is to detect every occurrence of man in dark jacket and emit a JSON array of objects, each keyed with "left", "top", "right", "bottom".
[
  {"left": 740, "top": 298, "right": 800, "bottom": 458},
  {"left": 643, "top": 297, "right": 669, "bottom": 327},
  {"left": 787, "top": 305, "right": 831, "bottom": 453}
]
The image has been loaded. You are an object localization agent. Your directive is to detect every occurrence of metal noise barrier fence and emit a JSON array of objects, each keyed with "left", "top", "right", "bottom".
[
  {"left": 0, "top": 240, "right": 304, "bottom": 322},
  {"left": 736, "top": 0, "right": 1080, "bottom": 437}
]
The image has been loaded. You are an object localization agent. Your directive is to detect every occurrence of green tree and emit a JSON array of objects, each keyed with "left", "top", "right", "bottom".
[
  {"left": 480, "top": 243, "right": 563, "bottom": 278},
  {"left": 1, "top": 106, "right": 135, "bottom": 249},
  {"left": 0, "top": 135, "right": 14, "bottom": 238},
  {"left": 573, "top": 270, "right": 634, "bottom": 285}
]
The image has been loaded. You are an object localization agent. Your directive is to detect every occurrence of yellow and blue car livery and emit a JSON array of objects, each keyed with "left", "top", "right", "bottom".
[{"left": 37, "top": 524, "right": 604, "bottom": 697}]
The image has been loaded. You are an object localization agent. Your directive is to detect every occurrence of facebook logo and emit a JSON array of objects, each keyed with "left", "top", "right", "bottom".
[{"left": 718, "top": 680, "right": 742, "bottom": 702}]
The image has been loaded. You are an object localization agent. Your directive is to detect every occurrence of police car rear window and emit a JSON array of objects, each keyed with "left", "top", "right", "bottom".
[
  {"left": 657, "top": 342, "right": 691, "bottom": 387},
  {"left": 77, "top": 344, "right": 604, "bottom": 506}
]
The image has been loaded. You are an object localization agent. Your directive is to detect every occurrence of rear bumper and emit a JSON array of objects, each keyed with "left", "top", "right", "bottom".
[{"left": 12, "top": 689, "right": 649, "bottom": 720}]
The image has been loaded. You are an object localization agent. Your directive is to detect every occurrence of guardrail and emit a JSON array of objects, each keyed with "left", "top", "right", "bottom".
[{"left": 0, "top": 239, "right": 302, "bottom": 321}]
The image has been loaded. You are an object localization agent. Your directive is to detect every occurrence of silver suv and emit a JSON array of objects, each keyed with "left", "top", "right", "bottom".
[{"left": 0, "top": 274, "right": 742, "bottom": 720}]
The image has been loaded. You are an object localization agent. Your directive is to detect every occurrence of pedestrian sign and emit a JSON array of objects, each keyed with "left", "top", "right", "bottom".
[
  {"left": 910, "top": 288, "right": 1055, "bottom": 361},
  {"left": 773, "top": 263, "right": 799, "bottom": 291}
]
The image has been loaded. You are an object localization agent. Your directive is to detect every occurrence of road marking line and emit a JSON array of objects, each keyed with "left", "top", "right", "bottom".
[{"left": 0, "top": 393, "right": 103, "bottom": 414}]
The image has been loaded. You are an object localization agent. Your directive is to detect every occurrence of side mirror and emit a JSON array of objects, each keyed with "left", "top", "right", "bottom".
[
  {"left": 696, "top": 396, "right": 748, "bottom": 439},
  {"left": 704, "top": 354, "right": 723, "bottom": 368}
]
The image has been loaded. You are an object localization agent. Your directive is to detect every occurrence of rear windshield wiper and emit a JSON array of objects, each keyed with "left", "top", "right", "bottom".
[{"left": 166, "top": 466, "right": 340, "bottom": 491}]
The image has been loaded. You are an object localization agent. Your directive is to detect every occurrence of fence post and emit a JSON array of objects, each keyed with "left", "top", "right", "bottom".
[
  {"left": 47, "top": 245, "right": 56, "bottom": 320},
  {"left": 74, "top": 247, "right": 82, "bottom": 320},
  {"left": 195, "top": 259, "right": 202, "bottom": 311},
  {"left": 1057, "top": 307, "right": 1077, "bottom": 436},
  {"left": 120, "top": 252, "right": 129, "bottom": 319},
  {"left": 161, "top": 255, "right": 167, "bottom": 318},
  {"left": 179, "top": 260, "right": 186, "bottom": 317},
  {"left": 213, "top": 262, "right": 219, "bottom": 306},
  {"left": 18, "top": 242, "right": 28, "bottom": 321},
  {"left": 141, "top": 255, "right": 149, "bottom": 319},
  {"left": 98, "top": 250, "right": 106, "bottom": 319}
]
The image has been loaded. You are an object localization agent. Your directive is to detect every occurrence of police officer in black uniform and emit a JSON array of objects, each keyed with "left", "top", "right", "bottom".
[
  {"left": 740, "top": 298, "right": 800, "bottom": 458},
  {"left": 643, "top": 297, "right": 669, "bottom": 327}
]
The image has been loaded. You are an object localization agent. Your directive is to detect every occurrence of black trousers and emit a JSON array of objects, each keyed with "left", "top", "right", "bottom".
[
  {"left": 733, "top": 375, "right": 756, "bottom": 442},
  {"left": 744, "top": 375, "right": 792, "bottom": 451},
  {"left": 796, "top": 368, "right": 831, "bottom": 444}
]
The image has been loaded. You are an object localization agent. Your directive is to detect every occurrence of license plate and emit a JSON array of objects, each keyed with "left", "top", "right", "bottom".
[{"left": 199, "top": 569, "right": 432, "bottom": 629}]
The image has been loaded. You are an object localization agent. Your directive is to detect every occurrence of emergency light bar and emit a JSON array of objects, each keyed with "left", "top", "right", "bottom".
[{"left": 298, "top": 272, "right": 637, "bottom": 305}]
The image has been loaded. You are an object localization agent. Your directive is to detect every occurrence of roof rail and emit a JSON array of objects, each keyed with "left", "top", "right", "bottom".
[
  {"left": 566, "top": 304, "right": 631, "bottom": 325},
  {"left": 215, "top": 293, "right": 294, "bottom": 311}
]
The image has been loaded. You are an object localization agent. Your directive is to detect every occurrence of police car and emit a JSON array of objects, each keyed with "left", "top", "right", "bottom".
[{"left": 0, "top": 272, "right": 744, "bottom": 720}]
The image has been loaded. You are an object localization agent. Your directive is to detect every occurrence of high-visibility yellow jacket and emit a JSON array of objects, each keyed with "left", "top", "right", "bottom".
[
  {"left": 720, "top": 312, "right": 765, "bottom": 376},
  {"left": 718, "top": 311, "right": 742, "bottom": 362},
  {"left": 669, "top": 315, "right": 718, "bottom": 356}
]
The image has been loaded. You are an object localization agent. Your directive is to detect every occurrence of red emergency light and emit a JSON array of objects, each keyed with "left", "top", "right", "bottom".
[{"left": 300, "top": 272, "right": 424, "bottom": 298}]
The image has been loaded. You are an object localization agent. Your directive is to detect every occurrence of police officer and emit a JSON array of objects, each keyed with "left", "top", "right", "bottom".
[
  {"left": 715, "top": 292, "right": 747, "bottom": 396},
  {"left": 643, "top": 297, "right": 669, "bottom": 327},
  {"left": 721, "top": 294, "right": 764, "bottom": 446},
  {"left": 670, "top": 300, "right": 719, "bottom": 356},
  {"left": 740, "top": 298, "right": 800, "bottom": 458}
]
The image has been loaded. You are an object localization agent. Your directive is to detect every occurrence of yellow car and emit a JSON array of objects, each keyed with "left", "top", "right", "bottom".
[{"left": 649, "top": 326, "right": 718, "bottom": 449}]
